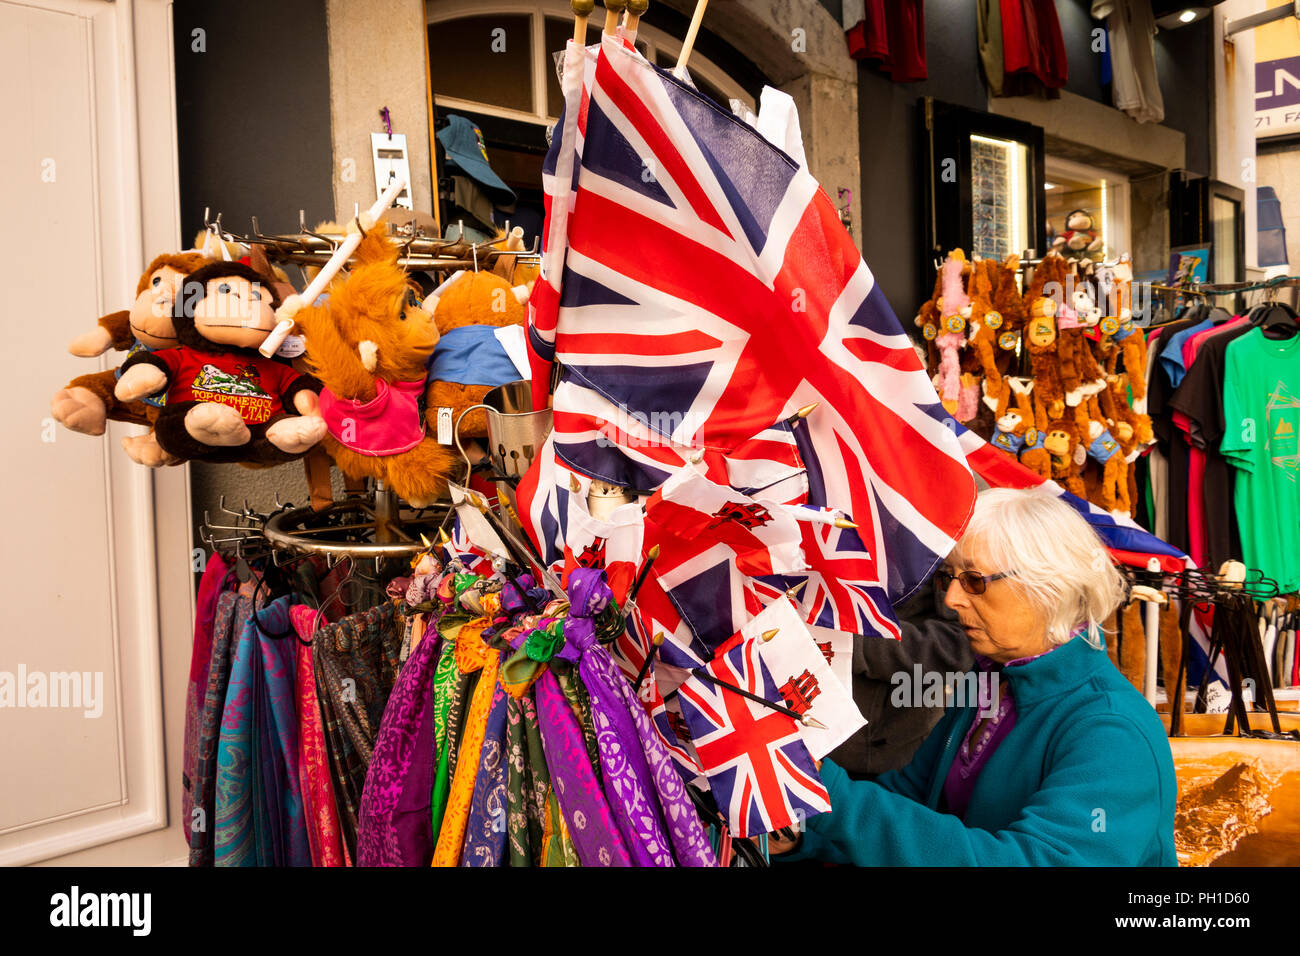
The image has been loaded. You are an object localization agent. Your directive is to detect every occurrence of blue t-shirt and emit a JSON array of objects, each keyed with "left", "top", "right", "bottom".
[
  {"left": 1158, "top": 317, "right": 1213, "bottom": 389},
  {"left": 427, "top": 325, "right": 521, "bottom": 387}
]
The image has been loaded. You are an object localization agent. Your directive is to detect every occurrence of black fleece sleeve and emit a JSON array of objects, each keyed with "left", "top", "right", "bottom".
[{"left": 830, "top": 576, "right": 974, "bottom": 777}]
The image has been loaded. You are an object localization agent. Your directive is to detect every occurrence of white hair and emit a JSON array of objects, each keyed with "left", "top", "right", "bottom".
[{"left": 954, "top": 487, "right": 1127, "bottom": 648}]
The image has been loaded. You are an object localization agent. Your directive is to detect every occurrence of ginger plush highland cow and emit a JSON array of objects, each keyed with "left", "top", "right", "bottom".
[{"left": 294, "top": 226, "right": 462, "bottom": 508}]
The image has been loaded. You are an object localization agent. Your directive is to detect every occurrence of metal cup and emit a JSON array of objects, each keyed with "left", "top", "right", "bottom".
[{"left": 455, "top": 380, "right": 553, "bottom": 518}]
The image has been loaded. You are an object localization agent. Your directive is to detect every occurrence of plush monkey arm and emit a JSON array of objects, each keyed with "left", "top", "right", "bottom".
[
  {"left": 69, "top": 310, "right": 133, "bottom": 356},
  {"left": 115, "top": 351, "right": 170, "bottom": 402},
  {"left": 284, "top": 375, "right": 323, "bottom": 416},
  {"left": 294, "top": 305, "right": 379, "bottom": 402}
]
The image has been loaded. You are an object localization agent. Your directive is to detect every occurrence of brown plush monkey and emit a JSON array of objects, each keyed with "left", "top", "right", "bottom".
[
  {"left": 117, "top": 262, "right": 325, "bottom": 466},
  {"left": 51, "top": 251, "right": 211, "bottom": 462}
]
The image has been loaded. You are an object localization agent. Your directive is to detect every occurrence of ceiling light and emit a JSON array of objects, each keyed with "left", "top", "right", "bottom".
[
  {"left": 1044, "top": 182, "right": 1057, "bottom": 190},
  {"left": 1155, "top": 6, "right": 1208, "bottom": 28}
]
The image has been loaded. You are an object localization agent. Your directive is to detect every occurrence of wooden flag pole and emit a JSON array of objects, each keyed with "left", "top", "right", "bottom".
[
  {"left": 675, "top": 0, "right": 708, "bottom": 74},
  {"left": 572, "top": 0, "right": 594, "bottom": 44},
  {"left": 625, "top": 0, "right": 649, "bottom": 42},
  {"left": 603, "top": 0, "right": 627, "bottom": 35}
]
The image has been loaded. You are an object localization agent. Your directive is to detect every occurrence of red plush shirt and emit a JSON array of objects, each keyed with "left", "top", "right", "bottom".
[{"left": 152, "top": 349, "right": 302, "bottom": 424}]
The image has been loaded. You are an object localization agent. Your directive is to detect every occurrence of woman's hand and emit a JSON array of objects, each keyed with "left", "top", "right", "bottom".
[{"left": 766, "top": 827, "right": 802, "bottom": 856}]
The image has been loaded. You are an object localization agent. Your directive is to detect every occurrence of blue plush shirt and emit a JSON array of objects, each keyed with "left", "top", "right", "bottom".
[{"left": 785, "top": 633, "right": 1177, "bottom": 866}]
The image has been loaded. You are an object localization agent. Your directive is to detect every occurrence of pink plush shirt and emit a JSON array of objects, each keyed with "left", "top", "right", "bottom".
[{"left": 319, "top": 378, "right": 426, "bottom": 456}]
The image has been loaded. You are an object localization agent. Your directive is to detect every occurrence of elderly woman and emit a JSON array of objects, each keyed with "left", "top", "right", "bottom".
[{"left": 776, "top": 488, "right": 1177, "bottom": 866}]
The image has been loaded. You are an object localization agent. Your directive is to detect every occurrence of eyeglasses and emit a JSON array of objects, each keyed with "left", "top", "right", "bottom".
[{"left": 935, "top": 567, "right": 1015, "bottom": 595}]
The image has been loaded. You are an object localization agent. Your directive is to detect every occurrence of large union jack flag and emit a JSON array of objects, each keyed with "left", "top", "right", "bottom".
[
  {"left": 526, "top": 35, "right": 975, "bottom": 629},
  {"left": 677, "top": 634, "right": 831, "bottom": 837}
]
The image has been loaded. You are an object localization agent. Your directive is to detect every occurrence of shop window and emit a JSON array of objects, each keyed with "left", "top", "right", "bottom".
[
  {"left": 427, "top": 2, "right": 758, "bottom": 248},
  {"left": 427, "top": 1, "right": 754, "bottom": 126},
  {"left": 971, "top": 135, "right": 1031, "bottom": 262},
  {"left": 1211, "top": 194, "right": 1240, "bottom": 284},
  {"left": 1043, "top": 157, "right": 1130, "bottom": 263},
  {"left": 428, "top": 15, "right": 534, "bottom": 114},
  {"left": 920, "top": 99, "right": 1046, "bottom": 304}
]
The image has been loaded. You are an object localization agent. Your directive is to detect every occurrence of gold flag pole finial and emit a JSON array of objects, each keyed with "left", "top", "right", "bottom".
[
  {"left": 760, "top": 628, "right": 780, "bottom": 643},
  {"left": 626, "top": 0, "right": 649, "bottom": 41},
  {"left": 603, "top": 0, "right": 627, "bottom": 35},
  {"left": 572, "top": 0, "right": 595, "bottom": 44}
]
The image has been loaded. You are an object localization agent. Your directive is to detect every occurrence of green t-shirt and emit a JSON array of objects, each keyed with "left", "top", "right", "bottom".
[{"left": 1220, "top": 328, "right": 1300, "bottom": 591}]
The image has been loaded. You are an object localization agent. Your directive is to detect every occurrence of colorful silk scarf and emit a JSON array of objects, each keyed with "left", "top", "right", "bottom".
[
  {"left": 431, "top": 619, "right": 500, "bottom": 866},
  {"left": 536, "top": 668, "right": 631, "bottom": 866},
  {"left": 521, "top": 691, "right": 578, "bottom": 866},
  {"left": 504, "top": 694, "right": 541, "bottom": 866},
  {"left": 461, "top": 684, "right": 510, "bottom": 866},
  {"left": 189, "top": 589, "right": 246, "bottom": 866},
  {"left": 429, "top": 623, "right": 464, "bottom": 843},
  {"left": 183, "top": 554, "right": 231, "bottom": 843},
  {"left": 215, "top": 596, "right": 307, "bottom": 865},
  {"left": 290, "top": 605, "right": 346, "bottom": 866},
  {"left": 555, "top": 569, "right": 716, "bottom": 868},
  {"left": 356, "top": 608, "right": 444, "bottom": 866},
  {"left": 256, "top": 596, "right": 311, "bottom": 867},
  {"left": 313, "top": 601, "right": 404, "bottom": 862}
]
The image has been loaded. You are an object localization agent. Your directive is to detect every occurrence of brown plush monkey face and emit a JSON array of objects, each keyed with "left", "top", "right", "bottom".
[
  {"left": 192, "top": 275, "right": 277, "bottom": 348},
  {"left": 995, "top": 409, "right": 1024, "bottom": 433},
  {"left": 130, "top": 265, "right": 184, "bottom": 348},
  {"left": 1043, "top": 427, "right": 1072, "bottom": 457}
]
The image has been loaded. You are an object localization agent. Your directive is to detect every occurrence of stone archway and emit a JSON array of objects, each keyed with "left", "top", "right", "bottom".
[{"left": 656, "top": 0, "right": 862, "bottom": 240}]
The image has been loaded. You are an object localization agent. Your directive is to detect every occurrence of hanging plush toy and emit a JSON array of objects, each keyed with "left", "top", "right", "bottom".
[
  {"left": 424, "top": 269, "right": 532, "bottom": 440},
  {"left": 1099, "top": 372, "right": 1153, "bottom": 514},
  {"left": 1043, "top": 415, "right": 1087, "bottom": 498},
  {"left": 1077, "top": 396, "right": 1129, "bottom": 516},
  {"left": 1056, "top": 262, "right": 1107, "bottom": 406},
  {"left": 1104, "top": 256, "right": 1149, "bottom": 412},
  {"left": 965, "top": 258, "right": 1003, "bottom": 402},
  {"left": 293, "top": 225, "right": 462, "bottom": 508},
  {"left": 988, "top": 378, "right": 1037, "bottom": 463},
  {"left": 991, "top": 254, "right": 1027, "bottom": 378},
  {"left": 1024, "top": 253, "right": 1066, "bottom": 416},
  {"left": 51, "top": 251, "right": 211, "bottom": 462},
  {"left": 915, "top": 264, "right": 946, "bottom": 382},
  {"left": 1051, "top": 208, "right": 1104, "bottom": 261},
  {"left": 931, "top": 249, "right": 972, "bottom": 418},
  {"left": 115, "top": 262, "right": 326, "bottom": 465},
  {"left": 1017, "top": 389, "right": 1052, "bottom": 480}
]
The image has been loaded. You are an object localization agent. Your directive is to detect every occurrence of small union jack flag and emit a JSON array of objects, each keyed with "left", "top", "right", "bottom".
[{"left": 677, "top": 635, "right": 830, "bottom": 837}]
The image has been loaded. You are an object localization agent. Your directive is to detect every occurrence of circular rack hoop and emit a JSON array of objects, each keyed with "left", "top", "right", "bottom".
[{"left": 262, "top": 491, "right": 452, "bottom": 561}]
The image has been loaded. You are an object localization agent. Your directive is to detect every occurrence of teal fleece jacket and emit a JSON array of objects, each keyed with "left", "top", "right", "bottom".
[{"left": 787, "top": 633, "right": 1177, "bottom": 866}]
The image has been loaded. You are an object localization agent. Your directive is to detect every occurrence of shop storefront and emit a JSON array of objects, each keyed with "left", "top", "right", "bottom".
[{"left": 4, "top": 0, "right": 1298, "bottom": 889}]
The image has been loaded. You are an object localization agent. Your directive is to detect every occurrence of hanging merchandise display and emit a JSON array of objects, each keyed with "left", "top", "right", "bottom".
[{"left": 914, "top": 248, "right": 1155, "bottom": 520}]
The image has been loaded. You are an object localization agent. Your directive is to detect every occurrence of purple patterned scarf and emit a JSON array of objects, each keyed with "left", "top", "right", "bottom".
[
  {"left": 554, "top": 569, "right": 716, "bottom": 867},
  {"left": 535, "top": 669, "right": 631, "bottom": 866},
  {"left": 356, "top": 621, "right": 443, "bottom": 866}
]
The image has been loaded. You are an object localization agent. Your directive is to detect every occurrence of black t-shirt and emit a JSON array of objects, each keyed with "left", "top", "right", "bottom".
[
  {"left": 1167, "top": 322, "right": 1252, "bottom": 568},
  {"left": 1147, "top": 312, "right": 1206, "bottom": 552}
]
